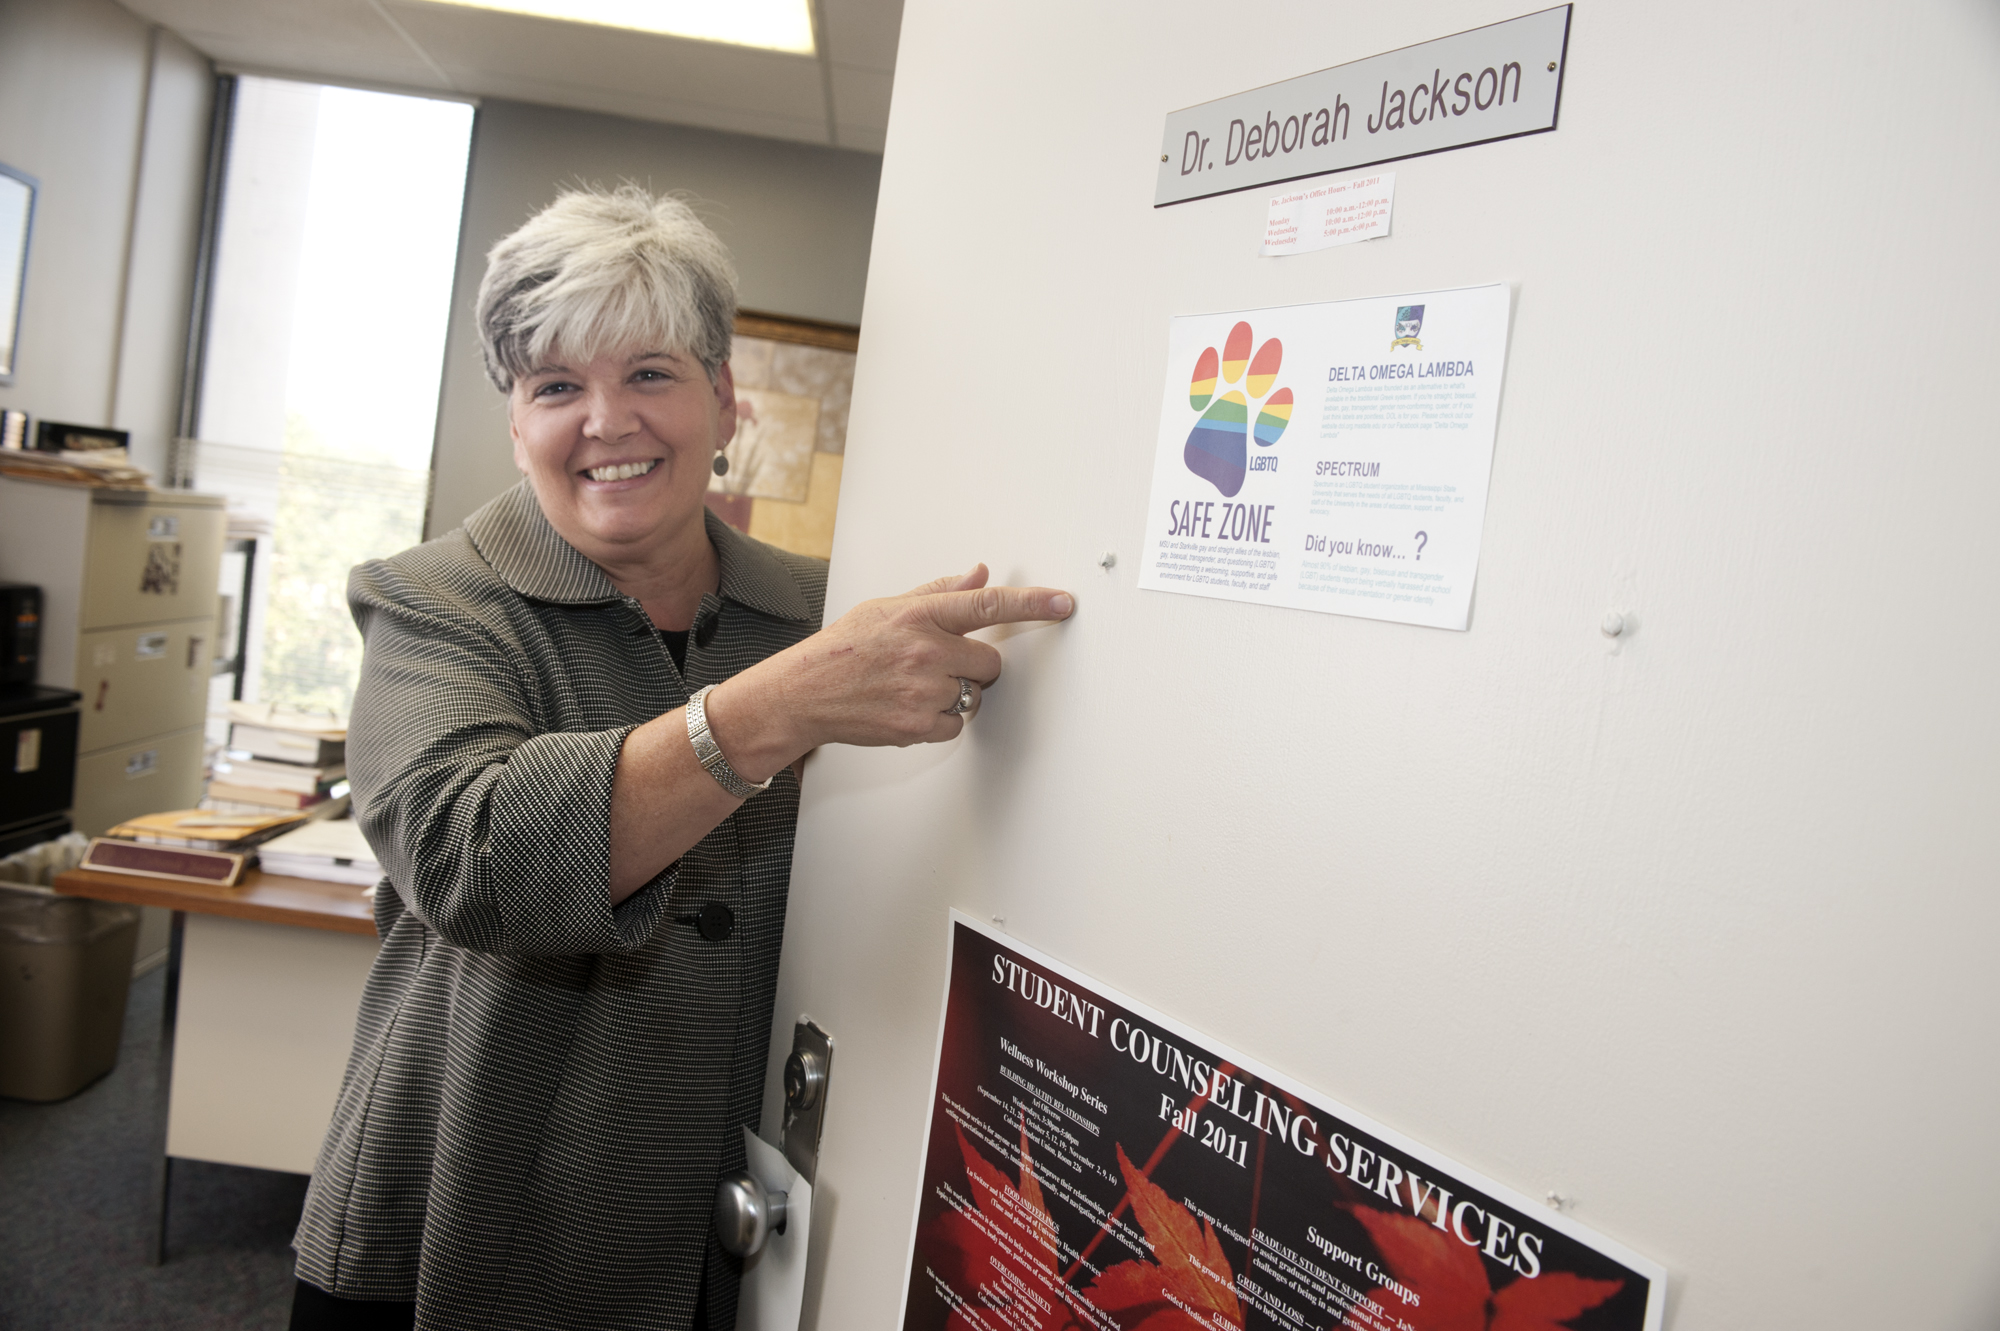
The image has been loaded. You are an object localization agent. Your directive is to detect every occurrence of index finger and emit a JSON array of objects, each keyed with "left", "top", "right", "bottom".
[
  {"left": 901, "top": 563, "right": 989, "bottom": 598},
  {"left": 908, "top": 585, "right": 1075, "bottom": 636}
]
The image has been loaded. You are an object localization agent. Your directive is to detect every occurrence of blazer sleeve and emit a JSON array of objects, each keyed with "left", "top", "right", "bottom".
[{"left": 344, "top": 558, "right": 672, "bottom": 956}]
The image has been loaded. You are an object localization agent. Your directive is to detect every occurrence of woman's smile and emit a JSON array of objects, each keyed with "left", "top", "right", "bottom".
[{"left": 580, "top": 458, "right": 662, "bottom": 484}]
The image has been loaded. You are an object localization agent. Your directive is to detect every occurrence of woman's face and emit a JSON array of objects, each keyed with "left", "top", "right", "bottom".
[{"left": 508, "top": 347, "right": 736, "bottom": 564}]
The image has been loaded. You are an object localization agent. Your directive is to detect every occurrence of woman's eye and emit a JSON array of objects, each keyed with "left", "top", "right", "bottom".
[{"left": 534, "top": 381, "right": 575, "bottom": 398}]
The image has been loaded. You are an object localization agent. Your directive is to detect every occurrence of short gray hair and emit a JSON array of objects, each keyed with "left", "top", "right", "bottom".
[{"left": 476, "top": 185, "right": 738, "bottom": 392}]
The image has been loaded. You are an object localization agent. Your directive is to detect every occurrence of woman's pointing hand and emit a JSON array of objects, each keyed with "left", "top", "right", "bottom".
[{"left": 706, "top": 563, "right": 1075, "bottom": 769}]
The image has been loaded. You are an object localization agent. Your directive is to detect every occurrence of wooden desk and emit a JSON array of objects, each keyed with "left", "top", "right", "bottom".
[
  {"left": 54, "top": 865, "right": 380, "bottom": 1263},
  {"left": 55, "top": 865, "right": 377, "bottom": 935}
]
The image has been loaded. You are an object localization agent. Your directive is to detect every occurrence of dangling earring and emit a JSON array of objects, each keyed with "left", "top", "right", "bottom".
[{"left": 712, "top": 450, "right": 730, "bottom": 477}]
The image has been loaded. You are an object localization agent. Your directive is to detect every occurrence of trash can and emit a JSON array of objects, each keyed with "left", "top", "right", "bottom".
[{"left": 0, "top": 886, "right": 140, "bottom": 1101}]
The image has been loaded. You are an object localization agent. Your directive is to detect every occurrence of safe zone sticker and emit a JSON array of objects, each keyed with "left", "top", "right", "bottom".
[{"left": 1137, "top": 285, "right": 1511, "bottom": 631}]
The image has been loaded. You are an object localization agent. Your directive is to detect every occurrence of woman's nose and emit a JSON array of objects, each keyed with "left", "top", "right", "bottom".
[{"left": 581, "top": 388, "right": 641, "bottom": 441}]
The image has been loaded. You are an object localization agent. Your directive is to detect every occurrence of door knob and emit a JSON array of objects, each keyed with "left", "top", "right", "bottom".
[{"left": 714, "top": 1168, "right": 788, "bottom": 1257}]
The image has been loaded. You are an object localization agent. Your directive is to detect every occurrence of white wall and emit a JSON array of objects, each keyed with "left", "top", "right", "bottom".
[
  {"left": 0, "top": 0, "right": 210, "bottom": 975},
  {"left": 775, "top": 1, "right": 2000, "bottom": 1328},
  {"left": 111, "top": 26, "right": 211, "bottom": 473},
  {"left": 0, "top": 0, "right": 211, "bottom": 478},
  {"left": 425, "top": 101, "right": 882, "bottom": 537}
]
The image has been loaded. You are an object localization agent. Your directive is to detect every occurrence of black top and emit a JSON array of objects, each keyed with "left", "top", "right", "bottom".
[{"left": 658, "top": 629, "right": 689, "bottom": 675}]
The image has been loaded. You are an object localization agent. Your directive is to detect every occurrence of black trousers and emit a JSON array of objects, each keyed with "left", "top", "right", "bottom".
[
  {"left": 288, "top": 1281, "right": 414, "bottom": 1330},
  {"left": 289, "top": 1276, "right": 711, "bottom": 1329}
]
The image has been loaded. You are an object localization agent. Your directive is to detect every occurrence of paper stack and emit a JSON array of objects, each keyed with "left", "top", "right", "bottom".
[
  {"left": 207, "top": 703, "right": 349, "bottom": 813},
  {"left": 0, "top": 446, "right": 150, "bottom": 489},
  {"left": 107, "top": 808, "right": 307, "bottom": 851},
  {"left": 256, "top": 817, "right": 382, "bottom": 887}
]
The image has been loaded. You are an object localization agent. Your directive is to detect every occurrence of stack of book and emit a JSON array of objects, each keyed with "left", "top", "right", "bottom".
[
  {"left": 94, "top": 808, "right": 310, "bottom": 885},
  {"left": 0, "top": 444, "right": 150, "bottom": 489},
  {"left": 207, "top": 705, "right": 349, "bottom": 814},
  {"left": 256, "top": 817, "right": 382, "bottom": 887}
]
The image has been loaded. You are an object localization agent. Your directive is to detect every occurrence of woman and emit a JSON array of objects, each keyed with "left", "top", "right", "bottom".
[{"left": 289, "top": 186, "right": 1071, "bottom": 1331}]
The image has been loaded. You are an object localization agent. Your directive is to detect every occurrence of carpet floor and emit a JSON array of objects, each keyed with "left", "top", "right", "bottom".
[{"left": 0, "top": 967, "right": 307, "bottom": 1329}]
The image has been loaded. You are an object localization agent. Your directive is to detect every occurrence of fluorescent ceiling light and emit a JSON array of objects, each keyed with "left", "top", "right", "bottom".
[{"left": 417, "top": 0, "right": 816, "bottom": 54}]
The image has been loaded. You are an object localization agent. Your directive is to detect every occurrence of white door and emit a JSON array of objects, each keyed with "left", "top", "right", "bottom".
[{"left": 763, "top": 2, "right": 2000, "bottom": 1327}]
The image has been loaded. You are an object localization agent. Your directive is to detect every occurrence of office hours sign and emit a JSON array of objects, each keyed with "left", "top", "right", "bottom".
[{"left": 900, "top": 914, "right": 1665, "bottom": 1331}]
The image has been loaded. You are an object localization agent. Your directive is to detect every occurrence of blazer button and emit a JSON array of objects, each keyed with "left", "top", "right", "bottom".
[
  {"left": 693, "top": 902, "right": 734, "bottom": 941},
  {"left": 694, "top": 613, "right": 719, "bottom": 648}
]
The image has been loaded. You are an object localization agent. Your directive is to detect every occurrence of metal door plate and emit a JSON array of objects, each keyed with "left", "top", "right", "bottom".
[{"left": 780, "top": 1017, "right": 832, "bottom": 1185}]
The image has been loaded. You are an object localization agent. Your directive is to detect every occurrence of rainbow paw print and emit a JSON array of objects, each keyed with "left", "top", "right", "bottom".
[{"left": 1183, "top": 321, "right": 1292, "bottom": 499}]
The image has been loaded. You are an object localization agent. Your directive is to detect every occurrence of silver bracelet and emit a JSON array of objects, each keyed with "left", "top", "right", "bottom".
[{"left": 686, "top": 684, "right": 772, "bottom": 801}]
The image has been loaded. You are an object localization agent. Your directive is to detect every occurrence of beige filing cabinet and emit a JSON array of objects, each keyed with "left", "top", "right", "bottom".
[{"left": 0, "top": 478, "right": 224, "bottom": 834}]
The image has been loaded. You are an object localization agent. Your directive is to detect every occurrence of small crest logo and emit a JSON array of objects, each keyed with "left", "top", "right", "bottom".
[
  {"left": 1390, "top": 304, "right": 1425, "bottom": 351},
  {"left": 1182, "top": 321, "right": 1291, "bottom": 498}
]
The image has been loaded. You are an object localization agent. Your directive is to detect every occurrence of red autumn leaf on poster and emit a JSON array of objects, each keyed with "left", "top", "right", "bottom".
[
  {"left": 1350, "top": 1206, "right": 1622, "bottom": 1331},
  {"left": 934, "top": 1121, "right": 1083, "bottom": 1331},
  {"left": 1086, "top": 1143, "right": 1246, "bottom": 1331}
]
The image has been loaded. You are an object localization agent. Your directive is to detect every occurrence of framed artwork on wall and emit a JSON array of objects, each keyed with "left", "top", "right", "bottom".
[
  {"left": 0, "top": 163, "right": 35, "bottom": 386},
  {"left": 706, "top": 309, "right": 859, "bottom": 562}
]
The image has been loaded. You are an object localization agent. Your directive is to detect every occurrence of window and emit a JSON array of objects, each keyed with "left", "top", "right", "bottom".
[{"left": 189, "top": 76, "right": 473, "bottom": 718}]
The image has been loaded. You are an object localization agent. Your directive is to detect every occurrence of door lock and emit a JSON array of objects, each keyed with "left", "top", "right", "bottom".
[
  {"left": 784, "top": 1046, "right": 824, "bottom": 1112},
  {"left": 780, "top": 1017, "right": 832, "bottom": 1184}
]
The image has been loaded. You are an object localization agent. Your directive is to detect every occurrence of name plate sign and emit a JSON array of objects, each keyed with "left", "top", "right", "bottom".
[
  {"left": 1155, "top": 6, "right": 1571, "bottom": 206},
  {"left": 901, "top": 913, "right": 1665, "bottom": 1331}
]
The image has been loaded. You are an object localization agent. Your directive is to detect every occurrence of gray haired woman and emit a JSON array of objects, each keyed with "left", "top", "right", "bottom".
[{"left": 287, "top": 186, "right": 1072, "bottom": 1331}]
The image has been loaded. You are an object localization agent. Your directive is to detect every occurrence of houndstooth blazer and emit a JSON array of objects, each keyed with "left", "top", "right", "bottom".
[{"left": 293, "top": 482, "right": 826, "bottom": 1331}]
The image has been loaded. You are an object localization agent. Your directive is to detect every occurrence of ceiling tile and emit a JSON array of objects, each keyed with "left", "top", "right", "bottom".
[
  {"left": 819, "top": 0, "right": 903, "bottom": 73},
  {"left": 458, "top": 70, "right": 833, "bottom": 146},
  {"left": 119, "top": 0, "right": 904, "bottom": 153},
  {"left": 122, "top": 0, "right": 378, "bottom": 39},
  {"left": 390, "top": 2, "right": 827, "bottom": 122},
  {"left": 119, "top": 0, "right": 451, "bottom": 87}
]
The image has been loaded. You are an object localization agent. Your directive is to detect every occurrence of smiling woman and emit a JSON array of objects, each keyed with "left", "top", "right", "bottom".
[
  {"left": 485, "top": 192, "right": 740, "bottom": 627},
  {"left": 286, "top": 186, "right": 1073, "bottom": 1331}
]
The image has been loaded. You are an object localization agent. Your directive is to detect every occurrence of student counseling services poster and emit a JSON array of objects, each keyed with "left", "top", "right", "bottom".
[{"left": 901, "top": 915, "right": 1664, "bottom": 1331}]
